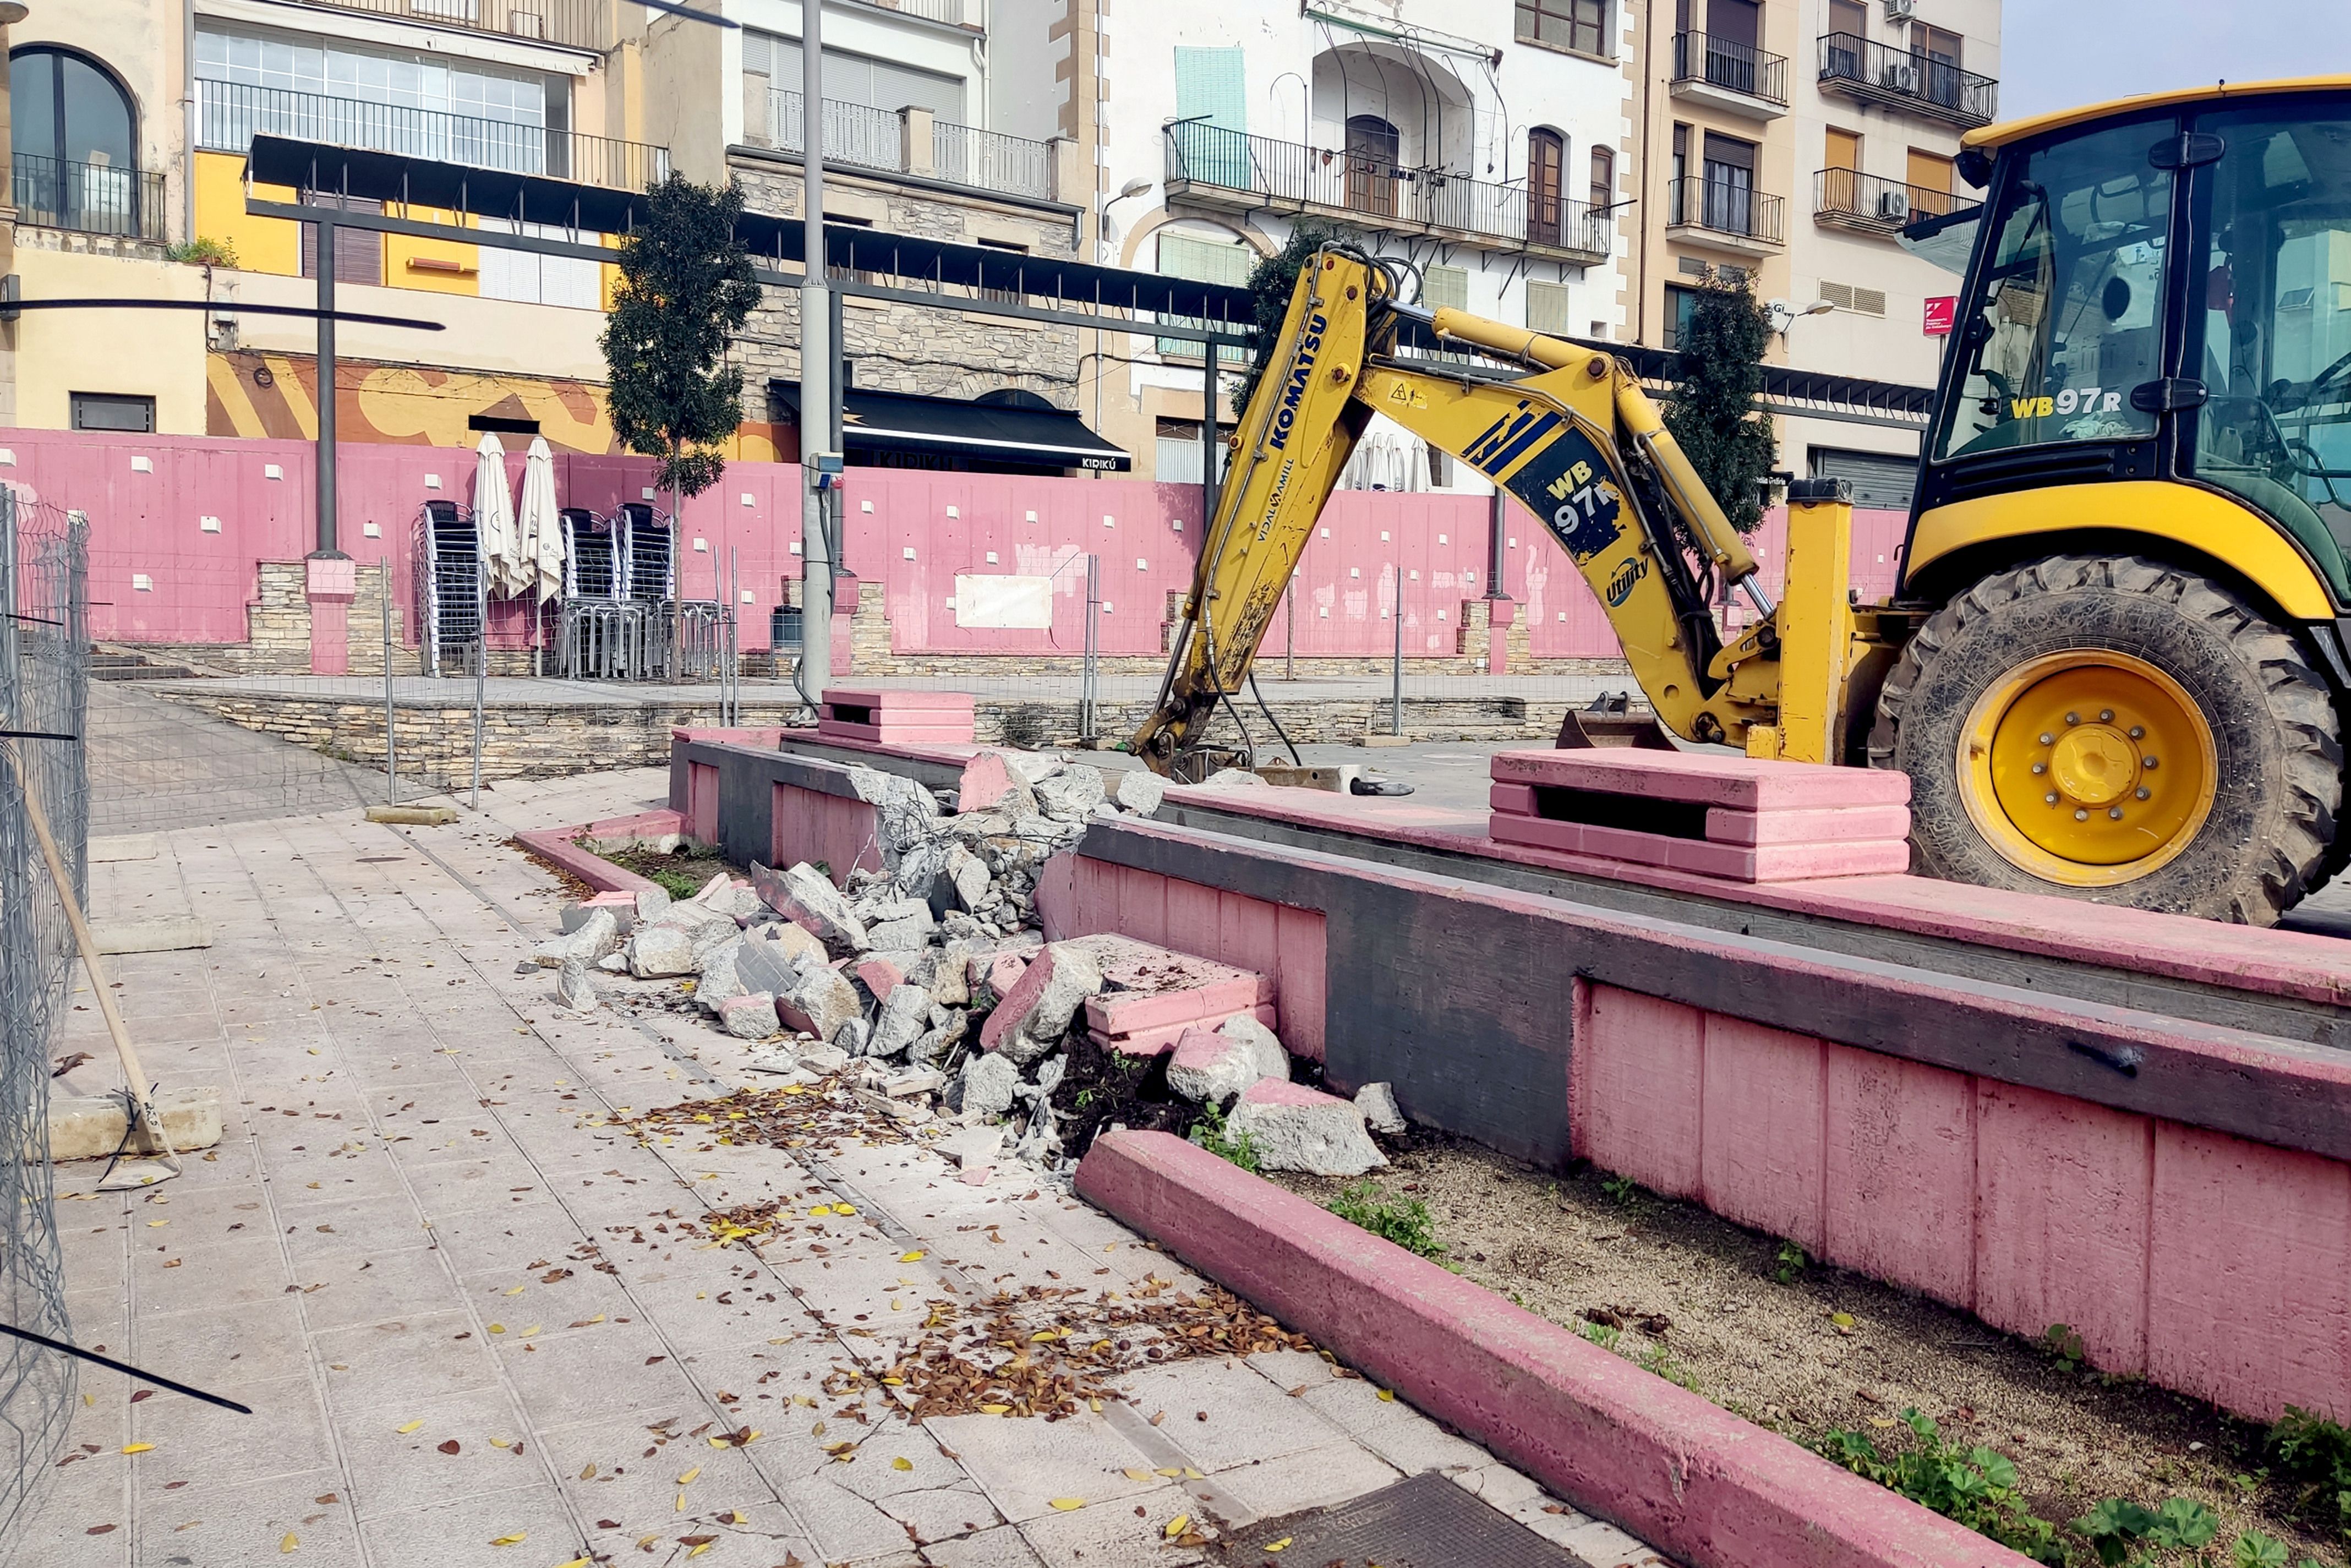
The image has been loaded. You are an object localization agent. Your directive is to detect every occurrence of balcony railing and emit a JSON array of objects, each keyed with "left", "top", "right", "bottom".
[
  {"left": 767, "top": 90, "right": 1053, "bottom": 200},
  {"left": 198, "top": 79, "right": 669, "bottom": 190},
  {"left": 859, "top": 0, "right": 978, "bottom": 26},
  {"left": 12, "top": 152, "right": 166, "bottom": 241},
  {"left": 1814, "top": 167, "right": 1958, "bottom": 231},
  {"left": 1666, "top": 174, "right": 1786, "bottom": 245},
  {"left": 1163, "top": 121, "right": 1612, "bottom": 260},
  {"left": 1818, "top": 32, "right": 1998, "bottom": 127},
  {"left": 282, "top": 0, "right": 606, "bottom": 52},
  {"left": 1670, "top": 32, "right": 1789, "bottom": 106}
]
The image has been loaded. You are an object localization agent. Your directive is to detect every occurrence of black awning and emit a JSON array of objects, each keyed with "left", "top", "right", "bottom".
[{"left": 771, "top": 385, "right": 1133, "bottom": 473}]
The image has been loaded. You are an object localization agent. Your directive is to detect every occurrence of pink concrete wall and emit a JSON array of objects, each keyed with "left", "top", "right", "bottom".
[
  {"left": 769, "top": 782, "right": 883, "bottom": 888},
  {"left": 1574, "top": 980, "right": 2351, "bottom": 1422},
  {"left": 1051, "top": 855, "right": 1327, "bottom": 1062},
  {"left": 3, "top": 428, "right": 1906, "bottom": 664}
]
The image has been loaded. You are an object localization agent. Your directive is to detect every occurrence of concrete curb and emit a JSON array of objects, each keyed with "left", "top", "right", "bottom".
[
  {"left": 513, "top": 811, "right": 678, "bottom": 897},
  {"left": 1075, "top": 1130, "right": 2035, "bottom": 1568}
]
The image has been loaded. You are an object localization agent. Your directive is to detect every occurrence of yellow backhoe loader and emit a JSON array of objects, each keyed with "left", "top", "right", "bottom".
[{"left": 1135, "top": 77, "right": 2351, "bottom": 925}]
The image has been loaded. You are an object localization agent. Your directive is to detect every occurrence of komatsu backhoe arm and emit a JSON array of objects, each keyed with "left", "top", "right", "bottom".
[{"left": 1133, "top": 247, "right": 1785, "bottom": 777}]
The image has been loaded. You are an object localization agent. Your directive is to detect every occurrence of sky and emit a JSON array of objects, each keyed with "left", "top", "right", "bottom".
[{"left": 1999, "top": 0, "right": 2349, "bottom": 119}]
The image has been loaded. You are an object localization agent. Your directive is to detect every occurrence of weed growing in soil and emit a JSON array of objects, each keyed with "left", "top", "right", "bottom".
[
  {"left": 2269, "top": 1407, "right": 2351, "bottom": 1544},
  {"left": 1326, "top": 1182, "right": 1444, "bottom": 1259},
  {"left": 1186, "top": 1101, "right": 1261, "bottom": 1174},
  {"left": 1600, "top": 1172, "right": 1640, "bottom": 1205},
  {"left": 2046, "top": 1323, "right": 2089, "bottom": 1370},
  {"left": 1821, "top": 1408, "right": 2068, "bottom": 1562},
  {"left": 1773, "top": 1240, "right": 1808, "bottom": 1284},
  {"left": 608, "top": 842, "right": 729, "bottom": 902},
  {"left": 1639, "top": 1344, "right": 1700, "bottom": 1393},
  {"left": 1576, "top": 1320, "right": 1621, "bottom": 1351}
]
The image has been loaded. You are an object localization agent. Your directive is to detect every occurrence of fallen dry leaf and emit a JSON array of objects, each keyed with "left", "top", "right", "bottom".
[
  {"left": 1048, "top": 1498, "right": 1084, "bottom": 1511},
  {"left": 438, "top": 1440, "right": 461, "bottom": 1456},
  {"left": 396, "top": 1420, "right": 423, "bottom": 1435}
]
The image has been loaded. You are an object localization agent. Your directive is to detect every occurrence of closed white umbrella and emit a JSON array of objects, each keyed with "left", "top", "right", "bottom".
[
  {"left": 471, "top": 433, "right": 517, "bottom": 598},
  {"left": 517, "top": 436, "right": 564, "bottom": 603}
]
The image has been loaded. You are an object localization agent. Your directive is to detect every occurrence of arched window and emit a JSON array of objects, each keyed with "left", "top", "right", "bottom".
[
  {"left": 9, "top": 46, "right": 144, "bottom": 237},
  {"left": 1344, "top": 114, "right": 1399, "bottom": 217},
  {"left": 1528, "top": 127, "right": 1565, "bottom": 245}
]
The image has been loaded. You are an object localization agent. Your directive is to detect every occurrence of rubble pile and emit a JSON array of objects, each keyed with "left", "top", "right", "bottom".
[{"left": 548, "top": 751, "right": 1401, "bottom": 1179}]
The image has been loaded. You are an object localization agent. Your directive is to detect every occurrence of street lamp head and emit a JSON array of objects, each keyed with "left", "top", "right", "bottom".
[
  {"left": 1117, "top": 178, "right": 1153, "bottom": 200},
  {"left": 0, "top": 4, "right": 30, "bottom": 24}
]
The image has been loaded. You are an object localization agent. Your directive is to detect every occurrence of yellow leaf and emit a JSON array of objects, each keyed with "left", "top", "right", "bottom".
[
  {"left": 504, "top": 1285, "right": 526, "bottom": 1296},
  {"left": 122, "top": 1443, "right": 155, "bottom": 1455},
  {"left": 980, "top": 1404, "right": 1009, "bottom": 1415},
  {"left": 1089, "top": 1398, "right": 1102, "bottom": 1413},
  {"left": 1048, "top": 1498, "right": 1084, "bottom": 1512},
  {"left": 489, "top": 1438, "right": 512, "bottom": 1450},
  {"left": 555, "top": 1560, "right": 592, "bottom": 1568},
  {"left": 1166, "top": 1515, "right": 1191, "bottom": 1539},
  {"left": 1830, "top": 1312, "right": 1856, "bottom": 1329},
  {"left": 676, "top": 1466, "right": 701, "bottom": 1485},
  {"left": 1123, "top": 1468, "right": 1152, "bottom": 1482},
  {"left": 832, "top": 1204, "right": 856, "bottom": 1215},
  {"left": 1153, "top": 1468, "right": 1183, "bottom": 1479},
  {"left": 1376, "top": 1389, "right": 1395, "bottom": 1402},
  {"left": 280, "top": 1532, "right": 299, "bottom": 1553},
  {"left": 488, "top": 1324, "right": 505, "bottom": 1334},
  {"left": 1264, "top": 1538, "right": 1293, "bottom": 1553},
  {"left": 489, "top": 1532, "right": 527, "bottom": 1546},
  {"left": 1183, "top": 1468, "right": 1204, "bottom": 1480},
  {"left": 899, "top": 1250, "right": 926, "bottom": 1263},
  {"left": 1869, "top": 1417, "right": 1897, "bottom": 1429},
  {"left": 687, "top": 1544, "right": 712, "bottom": 1559},
  {"left": 780, "top": 1084, "right": 806, "bottom": 1096},
  {"left": 579, "top": 1463, "right": 597, "bottom": 1480},
  {"left": 520, "top": 1326, "right": 541, "bottom": 1337},
  {"left": 674, "top": 1491, "right": 685, "bottom": 1511},
  {"left": 807, "top": 1206, "right": 830, "bottom": 1218},
  {"left": 396, "top": 1420, "right": 424, "bottom": 1434}
]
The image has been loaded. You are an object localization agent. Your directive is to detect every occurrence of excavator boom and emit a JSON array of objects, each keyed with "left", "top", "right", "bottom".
[{"left": 1134, "top": 248, "right": 1786, "bottom": 776}]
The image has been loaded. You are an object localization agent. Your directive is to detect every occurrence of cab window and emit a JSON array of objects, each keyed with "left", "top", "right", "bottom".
[
  {"left": 2189, "top": 102, "right": 2351, "bottom": 554},
  {"left": 1933, "top": 120, "right": 2173, "bottom": 462}
]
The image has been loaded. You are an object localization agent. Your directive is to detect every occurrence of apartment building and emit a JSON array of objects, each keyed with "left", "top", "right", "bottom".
[
  {"left": 1074, "top": 0, "right": 1634, "bottom": 488},
  {"left": 1623, "top": 0, "right": 2000, "bottom": 502},
  {"left": 2, "top": 0, "right": 1096, "bottom": 469}
]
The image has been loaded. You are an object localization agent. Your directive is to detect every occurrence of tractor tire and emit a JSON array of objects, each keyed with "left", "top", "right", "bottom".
[{"left": 1866, "top": 554, "right": 2342, "bottom": 925}]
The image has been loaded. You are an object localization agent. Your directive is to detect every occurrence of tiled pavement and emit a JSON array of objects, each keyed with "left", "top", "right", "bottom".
[{"left": 15, "top": 768, "right": 1667, "bottom": 1568}]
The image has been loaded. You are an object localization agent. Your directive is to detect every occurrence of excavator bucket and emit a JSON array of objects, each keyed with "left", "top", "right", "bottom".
[{"left": 1554, "top": 692, "right": 1676, "bottom": 751}]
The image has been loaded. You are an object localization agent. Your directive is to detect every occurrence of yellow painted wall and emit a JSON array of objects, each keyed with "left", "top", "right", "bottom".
[
  {"left": 195, "top": 151, "right": 299, "bottom": 277},
  {"left": 15, "top": 249, "right": 210, "bottom": 435},
  {"left": 386, "top": 213, "right": 482, "bottom": 297}
]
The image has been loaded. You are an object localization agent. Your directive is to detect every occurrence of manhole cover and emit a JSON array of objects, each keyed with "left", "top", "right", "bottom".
[{"left": 1213, "top": 1469, "right": 1597, "bottom": 1567}]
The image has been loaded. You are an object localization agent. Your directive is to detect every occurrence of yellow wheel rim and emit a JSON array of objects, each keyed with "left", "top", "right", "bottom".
[{"left": 1956, "top": 651, "right": 2219, "bottom": 888}]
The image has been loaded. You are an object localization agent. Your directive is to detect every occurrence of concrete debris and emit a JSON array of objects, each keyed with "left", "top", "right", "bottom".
[
  {"left": 628, "top": 923, "right": 700, "bottom": 979},
  {"left": 756, "top": 861, "right": 868, "bottom": 956},
  {"left": 561, "top": 896, "right": 636, "bottom": 936},
  {"left": 797, "top": 1044, "right": 851, "bottom": 1075},
  {"left": 884, "top": 1066, "right": 943, "bottom": 1099},
  {"left": 979, "top": 941, "right": 1103, "bottom": 1066},
  {"left": 936, "top": 1123, "right": 1005, "bottom": 1168},
  {"left": 946, "top": 844, "right": 991, "bottom": 911},
  {"left": 651, "top": 899, "right": 737, "bottom": 943},
  {"left": 722, "top": 991, "right": 780, "bottom": 1040},
  {"left": 1031, "top": 766, "right": 1106, "bottom": 823},
  {"left": 1202, "top": 767, "right": 1270, "bottom": 789},
  {"left": 1227, "top": 1079, "right": 1388, "bottom": 1176},
  {"left": 555, "top": 955, "right": 597, "bottom": 1012},
  {"left": 779, "top": 960, "right": 863, "bottom": 1042},
  {"left": 852, "top": 955, "right": 906, "bottom": 1001},
  {"left": 958, "top": 751, "right": 1038, "bottom": 816},
  {"left": 1356, "top": 1081, "right": 1406, "bottom": 1135},
  {"left": 832, "top": 1017, "right": 871, "bottom": 1056},
  {"left": 743, "top": 1051, "right": 810, "bottom": 1078},
  {"left": 692, "top": 871, "right": 733, "bottom": 904},
  {"left": 956, "top": 1051, "right": 1019, "bottom": 1123},
  {"left": 695, "top": 939, "right": 746, "bottom": 1014},
  {"left": 597, "top": 952, "right": 628, "bottom": 973},
  {"left": 533, "top": 907, "right": 620, "bottom": 968},
  {"left": 634, "top": 886, "right": 673, "bottom": 922},
  {"left": 1165, "top": 1017, "right": 1288, "bottom": 1105},
  {"left": 1005, "top": 751, "right": 1067, "bottom": 785},
  {"left": 868, "top": 982, "right": 932, "bottom": 1058},
  {"left": 1113, "top": 769, "right": 1167, "bottom": 817},
  {"left": 861, "top": 897, "right": 936, "bottom": 952}
]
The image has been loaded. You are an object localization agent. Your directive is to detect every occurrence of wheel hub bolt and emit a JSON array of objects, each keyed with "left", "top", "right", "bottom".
[
  {"left": 2045, "top": 792, "right": 2060, "bottom": 805},
  {"left": 2128, "top": 726, "right": 2145, "bottom": 739},
  {"left": 2099, "top": 709, "right": 2115, "bottom": 722},
  {"left": 2135, "top": 787, "right": 2151, "bottom": 800},
  {"left": 2074, "top": 808, "right": 2090, "bottom": 821},
  {"left": 2032, "top": 762, "right": 2047, "bottom": 774},
  {"left": 2065, "top": 712, "right": 2080, "bottom": 725},
  {"left": 2039, "top": 733, "right": 2055, "bottom": 745},
  {"left": 2144, "top": 756, "right": 2159, "bottom": 769},
  {"left": 2108, "top": 807, "right": 2124, "bottom": 820}
]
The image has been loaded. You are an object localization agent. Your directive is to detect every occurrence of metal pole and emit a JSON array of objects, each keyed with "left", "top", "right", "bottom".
[
  {"left": 315, "top": 213, "right": 338, "bottom": 555},
  {"left": 381, "top": 590, "right": 397, "bottom": 805},
  {"left": 729, "top": 545, "right": 741, "bottom": 725},
  {"left": 1391, "top": 550, "right": 1403, "bottom": 736},
  {"left": 1200, "top": 341, "right": 1218, "bottom": 533},
  {"left": 1081, "top": 551, "right": 1098, "bottom": 743},
  {"left": 471, "top": 567, "right": 485, "bottom": 808},
  {"left": 795, "top": 0, "right": 835, "bottom": 711},
  {"left": 1284, "top": 573, "right": 1295, "bottom": 681}
]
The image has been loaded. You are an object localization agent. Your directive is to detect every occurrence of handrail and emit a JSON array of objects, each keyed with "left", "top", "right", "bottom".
[
  {"left": 1665, "top": 174, "right": 1785, "bottom": 244},
  {"left": 277, "top": 0, "right": 606, "bottom": 52},
  {"left": 1817, "top": 31, "right": 1998, "bottom": 125},
  {"left": 1814, "top": 167, "right": 1959, "bottom": 225},
  {"left": 12, "top": 153, "right": 166, "bottom": 241},
  {"left": 1670, "top": 31, "right": 1790, "bottom": 106},
  {"left": 769, "top": 90, "right": 1053, "bottom": 200}
]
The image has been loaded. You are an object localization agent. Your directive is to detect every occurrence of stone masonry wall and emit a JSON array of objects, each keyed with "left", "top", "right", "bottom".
[{"left": 119, "top": 561, "right": 408, "bottom": 675}]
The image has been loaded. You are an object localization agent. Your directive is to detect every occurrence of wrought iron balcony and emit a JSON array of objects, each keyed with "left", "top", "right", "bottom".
[
  {"left": 1665, "top": 174, "right": 1786, "bottom": 248},
  {"left": 281, "top": 0, "right": 606, "bottom": 52},
  {"left": 1818, "top": 32, "right": 1998, "bottom": 127},
  {"left": 766, "top": 90, "right": 1053, "bottom": 200},
  {"left": 197, "top": 80, "right": 668, "bottom": 190},
  {"left": 1162, "top": 121, "right": 1612, "bottom": 264},
  {"left": 1814, "top": 167, "right": 1959, "bottom": 234},
  {"left": 1670, "top": 32, "right": 1789, "bottom": 110},
  {"left": 13, "top": 153, "right": 166, "bottom": 241}
]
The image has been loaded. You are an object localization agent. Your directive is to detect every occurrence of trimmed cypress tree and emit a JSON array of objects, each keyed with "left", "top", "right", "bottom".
[
  {"left": 1231, "top": 219, "right": 1351, "bottom": 412},
  {"left": 1663, "top": 275, "right": 1778, "bottom": 535},
  {"left": 600, "top": 172, "right": 762, "bottom": 500}
]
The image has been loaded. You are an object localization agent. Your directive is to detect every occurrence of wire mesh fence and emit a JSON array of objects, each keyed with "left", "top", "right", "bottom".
[{"left": 0, "top": 490, "right": 88, "bottom": 1539}]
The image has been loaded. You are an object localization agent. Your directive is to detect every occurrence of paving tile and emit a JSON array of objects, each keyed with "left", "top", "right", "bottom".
[
  {"left": 922, "top": 1525, "right": 1051, "bottom": 1567},
  {"left": 355, "top": 1479, "right": 587, "bottom": 1568},
  {"left": 286, "top": 1242, "right": 468, "bottom": 1332},
  {"left": 128, "top": 1374, "right": 332, "bottom": 1506},
  {"left": 1207, "top": 1441, "right": 1402, "bottom": 1518},
  {"left": 313, "top": 1308, "right": 503, "bottom": 1406},
  {"left": 325, "top": 1383, "right": 535, "bottom": 1523},
  {"left": 1013, "top": 1480, "right": 1206, "bottom": 1568},
  {"left": 487, "top": 1318, "right": 710, "bottom": 1429},
  {"left": 923, "top": 1411, "right": 1157, "bottom": 1525},
  {"left": 127, "top": 1467, "right": 359, "bottom": 1568},
  {"left": 534, "top": 1407, "right": 775, "bottom": 1533},
  {"left": 1110, "top": 1359, "right": 1347, "bottom": 1471}
]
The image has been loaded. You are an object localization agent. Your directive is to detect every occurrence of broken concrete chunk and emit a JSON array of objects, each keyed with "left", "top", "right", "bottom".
[
  {"left": 692, "top": 870, "right": 733, "bottom": 904},
  {"left": 1216, "top": 1014, "right": 1291, "bottom": 1081},
  {"left": 556, "top": 955, "right": 597, "bottom": 1012},
  {"left": 884, "top": 1066, "right": 942, "bottom": 1099},
  {"left": 937, "top": 1123, "right": 1005, "bottom": 1168},
  {"left": 778, "top": 962, "right": 862, "bottom": 1042},
  {"left": 634, "top": 886, "right": 673, "bottom": 922},
  {"left": 561, "top": 895, "right": 637, "bottom": 936},
  {"left": 862, "top": 898, "right": 936, "bottom": 952},
  {"left": 1006, "top": 751, "right": 1067, "bottom": 786},
  {"left": 797, "top": 1044, "right": 850, "bottom": 1074},
  {"left": 979, "top": 940, "right": 1103, "bottom": 1064},
  {"left": 695, "top": 939, "right": 746, "bottom": 1014},
  {"left": 957, "top": 1051, "right": 1019, "bottom": 1123},
  {"left": 868, "top": 982, "right": 932, "bottom": 1059},
  {"left": 652, "top": 899, "right": 736, "bottom": 942},
  {"left": 722, "top": 991, "right": 781, "bottom": 1040},
  {"left": 754, "top": 861, "right": 868, "bottom": 956},
  {"left": 1227, "top": 1079, "right": 1387, "bottom": 1176},
  {"left": 1113, "top": 769, "right": 1167, "bottom": 817},
  {"left": 628, "top": 924, "right": 699, "bottom": 979},
  {"left": 597, "top": 952, "right": 628, "bottom": 973},
  {"left": 976, "top": 951, "right": 1029, "bottom": 1006},
  {"left": 1201, "top": 767, "right": 1270, "bottom": 789},
  {"left": 958, "top": 751, "right": 1038, "bottom": 817},
  {"left": 736, "top": 927, "right": 815, "bottom": 997},
  {"left": 1356, "top": 1081, "right": 1406, "bottom": 1135},
  {"left": 832, "top": 1017, "right": 871, "bottom": 1056},
  {"left": 928, "top": 942, "right": 974, "bottom": 1008},
  {"left": 1166, "top": 1024, "right": 1279, "bottom": 1105},
  {"left": 1032, "top": 766, "right": 1106, "bottom": 823},
  {"left": 852, "top": 956, "right": 906, "bottom": 1002},
  {"left": 945, "top": 844, "right": 992, "bottom": 912},
  {"left": 728, "top": 885, "right": 767, "bottom": 922},
  {"left": 537, "top": 908, "right": 621, "bottom": 968}
]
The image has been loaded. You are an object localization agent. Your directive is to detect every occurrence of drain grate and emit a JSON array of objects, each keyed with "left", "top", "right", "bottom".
[{"left": 1214, "top": 1469, "right": 1597, "bottom": 1567}]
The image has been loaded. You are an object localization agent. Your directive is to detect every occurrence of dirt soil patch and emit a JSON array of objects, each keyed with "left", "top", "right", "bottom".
[
  {"left": 1270, "top": 1134, "right": 2345, "bottom": 1567},
  {"left": 507, "top": 836, "right": 595, "bottom": 901},
  {"left": 603, "top": 842, "right": 753, "bottom": 902},
  {"left": 1049, "top": 1035, "right": 1206, "bottom": 1157}
]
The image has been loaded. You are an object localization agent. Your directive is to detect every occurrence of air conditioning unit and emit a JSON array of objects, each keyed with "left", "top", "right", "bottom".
[
  {"left": 1883, "top": 0, "right": 1916, "bottom": 17},
  {"left": 1875, "top": 188, "right": 1912, "bottom": 221},
  {"left": 1881, "top": 62, "right": 1919, "bottom": 92}
]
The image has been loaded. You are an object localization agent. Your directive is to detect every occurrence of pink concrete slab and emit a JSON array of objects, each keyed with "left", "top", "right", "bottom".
[
  {"left": 1271, "top": 903, "right": 1328, "bottom": 1063},
  {"left": 979, "top": 951, "right": 1029, "bottom": 999},
  {"left": 982, "top": 945, "right": 1073, "bottom": 1053},
  {"left": 1492, "top": 748, "right": 1912, "bottom": 811},
  {"left": 513, "top": 825, "right": 663, "bottom": 897},
  {"left": 669, "top": 726, "right": 786, "bottom": 749},
  {"left": 775, "top": 731, "right": 981, "bottom": 769},
  {"left": 1490, "top": 781, "right": 1539, "bottom": 816},
  {"left": 854, "top": 957, "right": 906, "bottom": 998},
  {"left": 957, "top": 750, "right": 1025, "bottom": 813},
  {"left": 2147, "top": 1121, "right": 2351, "bottom": 1421},
  {"left": 822, "top": 687, "right": 978, "bottom": 713},
  {"left": 1492, "top": 806, "right": 1909, "bottom": 882},
  {"left": 688, "top": 761, "right": 720, "bottom": 843},
  {"left": 1075, "top": 1130, "right": 2037, "bottom": 1568},
  {"left": 1238, "top": 1077, "right": 1344, "bottom": 1109},
  {"left": 816, "top": 719, "right": 979, "bottom": 745},
  {"left": 1088, "top": 1004, "right": 1278, "bottom": 1057},
  {"left": 1572, "top": 984, "right": 1703, "bottom": 1200},
  {"left": 1703, "top": 804, "right": 1912, "bottom": 847},
  {"left": 1083, "top": 974, "right": 1266, "bottom": 1036},
  {"left": 1697, "top": 1016, "right": 1828, "bottom": 1256},
  {"left": 583, "top": 808, "right": 688, "bottom": 843},
  {"left": 1972, "top": 1083, "right": 2152, "bottom": 1374},
  {"left": 1823, "top": 1046, "right": 1976, "bottom": 1309},
  {"left": 769, "top": 781, "right": 883, "bottom": 888}
]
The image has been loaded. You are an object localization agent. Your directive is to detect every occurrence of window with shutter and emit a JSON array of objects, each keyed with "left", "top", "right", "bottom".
[
  {"left": 299, "top": 193, "right": 384, "bottom": 287},
  {"left": 1423, "top": 265, "right": 1469, "bottom": 313},
  {"left": 1525, "top": 280, "right": 1574, "bottom": 334},
  {"left": 1156, "top": 231, "right": 1255, "bottom": 358}
]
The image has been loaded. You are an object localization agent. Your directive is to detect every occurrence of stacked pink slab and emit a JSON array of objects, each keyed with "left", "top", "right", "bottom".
[
  {"left": 1488, "top": 748, "right": 1912, "bottom": 883},
  {"left": 817, "top": 688, "right": 977, "bottom": 745},
  {"left": 1068, "top": 931, "right": 1277, "bottom": 1056}
]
